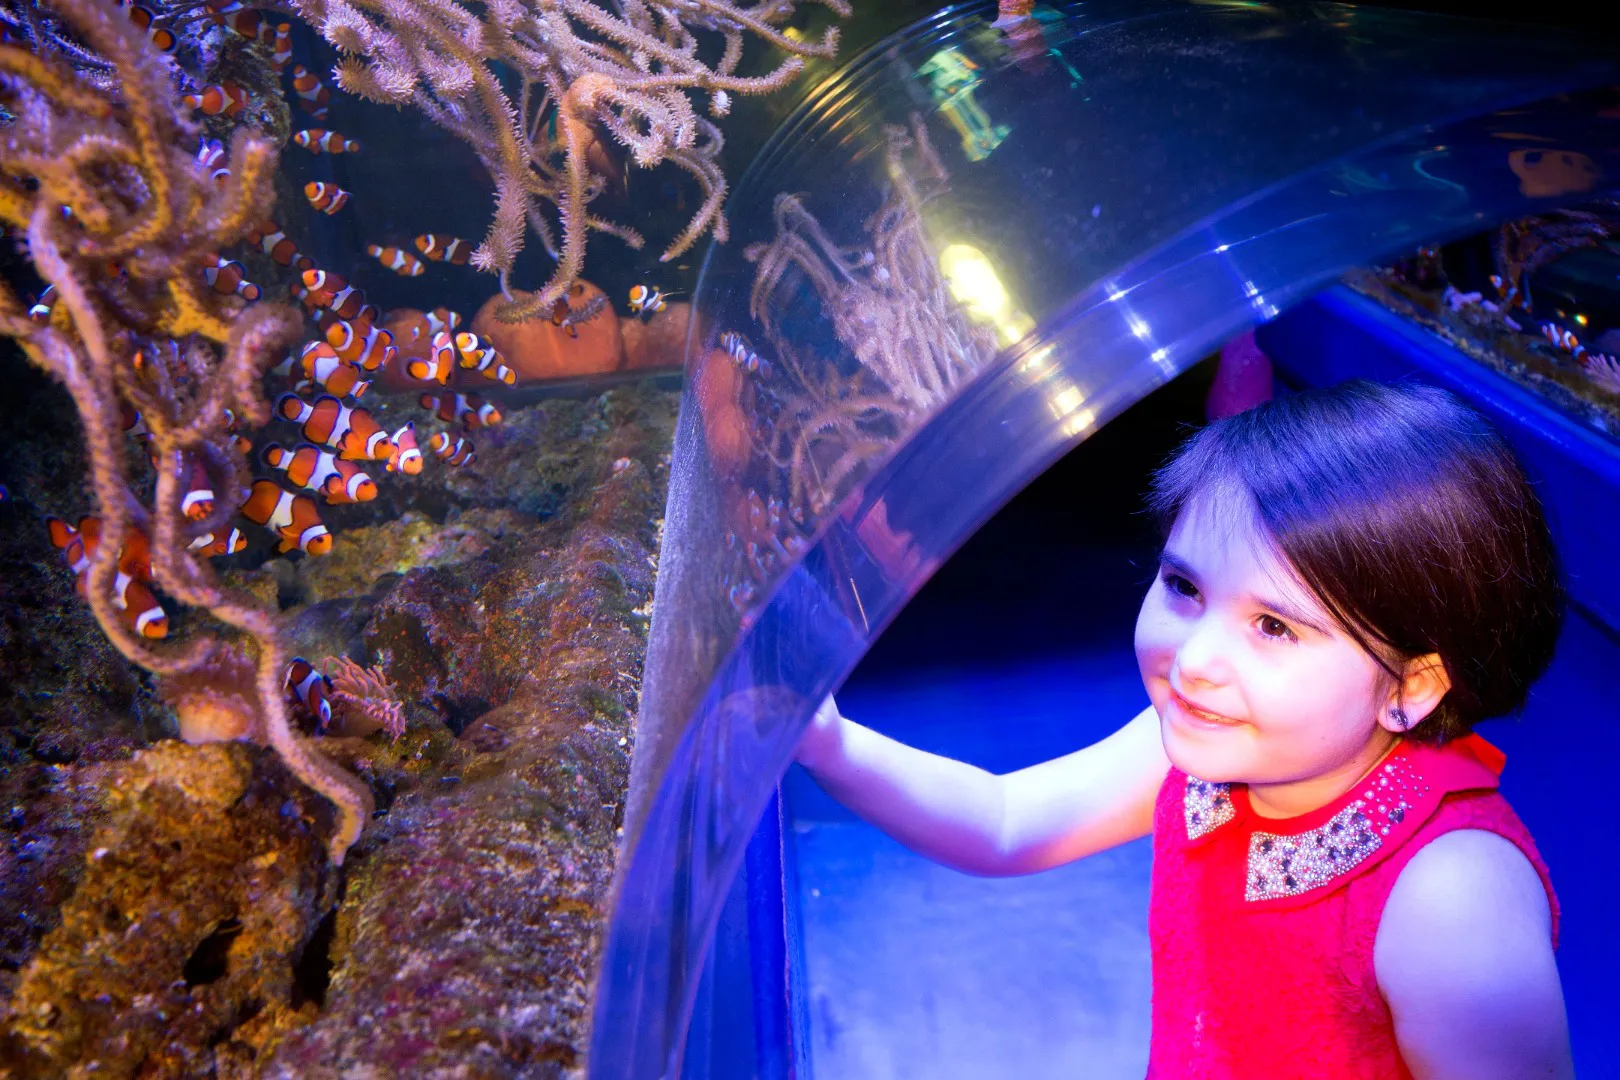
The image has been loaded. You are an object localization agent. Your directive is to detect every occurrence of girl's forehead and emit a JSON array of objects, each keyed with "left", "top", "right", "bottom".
[{"left": 1168, "top": 487, "right": 1313, "bottom": 604}]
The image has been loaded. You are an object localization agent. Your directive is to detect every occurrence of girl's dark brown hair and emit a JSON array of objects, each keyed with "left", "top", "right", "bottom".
[{"left": 1145, "top": 378, "right": 1565, "bottom": 744}]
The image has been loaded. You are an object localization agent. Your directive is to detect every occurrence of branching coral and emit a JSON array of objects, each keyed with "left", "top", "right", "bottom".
[
  {"left": 740, "top": 116, "right": 999, "bottom": 522},
  {"left": 0, "top": 0, "right": 373, "bottom": 864},
  {"left": 290, "top": 0, "right": 852, "bottom": 321}
]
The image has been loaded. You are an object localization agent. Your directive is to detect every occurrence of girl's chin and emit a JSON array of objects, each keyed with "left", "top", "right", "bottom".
[{"left": 1160, "top": 718, "right": 1257, "bottom": 784}]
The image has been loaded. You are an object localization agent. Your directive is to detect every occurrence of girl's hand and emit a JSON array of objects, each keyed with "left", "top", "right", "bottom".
[{"left": 794, "top": 694, "right": 843, "bottom": 772}]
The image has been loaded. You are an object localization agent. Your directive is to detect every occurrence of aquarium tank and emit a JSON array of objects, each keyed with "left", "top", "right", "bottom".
[{"left": 0, "top": 0, "right": 1616, "bottom": 1076}]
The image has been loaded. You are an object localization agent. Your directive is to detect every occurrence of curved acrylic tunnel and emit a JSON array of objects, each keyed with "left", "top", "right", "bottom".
[{"left": 590, "top": 3, "right": 1620, "bottom": 1076}]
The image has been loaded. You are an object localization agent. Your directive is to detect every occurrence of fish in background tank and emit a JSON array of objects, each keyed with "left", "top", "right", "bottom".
[
  {"left": 1346, "top": 195, "right": 1620, "bottom": 437},
  {"left": 0, "top": 0, "right": 857, "bottom": 1071}
]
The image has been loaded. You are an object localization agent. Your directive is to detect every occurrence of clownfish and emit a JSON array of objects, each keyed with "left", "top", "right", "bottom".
[
  {"left": 269, "top": 21, "right": 291, "bottom": 70},
  {"left": 183, "top": 83, "right": 249, "bottom": 119},
  {"left": 291, "top": 65, "right": 330, "bottom": 121},
  {"left": 276, "top": 392, "right": 394, "bottom": 462},
  {"left": 125, "top": 4, "right": 175, "bottom": 52},
  {"left": 367, "top": 244, "right": 425, "bottom": 277},
  {"left": 428, "top": 431, "right": 476, "bottom": 466},
  {"left": 721, "top": 331, "right": 771, "bottom": 375},
  {"left": 300, "top": 269, "right": 368, "bottom": 322},
  {"left": 284, "top": 657, "right": 333, "bottom": 730},
  {"left": 249, "top": 221, "right": 314, "bottom": 271},
  {"left": 406, "top": 332, "right": 457, "bottom": 386},
  {"left": 46, "top": 516, "right": 168, "bottom": 638},
  {"left": 304, "top": 182, "right": 350, "bottom": 216},
  {"left": 188, "top": 527, "right": 247, "bottom": 556},
  {"left": 292, "top": 129, "right": 361, "bottom": 154},
  {"left": 426, "top": 308, "right": 462, "bottom": 337},
  {"left": 414, "top": 234, "right": 472, "bottom": 265},
  {"left": 295, "top": 341, "right": 370, "bottom": 399},
  {"left": 1488, "top": 273, "right": 1522, "bottom": 310},
  {"left": 386, "top": 422, "right": 423, "bottom": 475},
  {"left": 420, "top": 391, "right": 501, "bottom": 429},
  {"left": 240, "top": 480, "right": 331, "bottom": 555},
  {"left": 628, "top": 283, "right": 675, "bottom": 317},
  {"left": 173, "top": 452, "right": 215, "bottom": 521},
  {"left": 28, "top": 285, "right": 58, "bottom": 323},
  {"left": 551, "top": 291, "right": 607, "bottom": 338},
  {"left": 325, "top": 319, "right": 395, "bottom": 371},
  {"left": 201, "top": 254, "right": 261, "bottom": 301},
  {"left": 451, "top": 331, "right": 516, "bottom": 385},
  {"left": 263, "top": 442, "right": 378, "bottom": 504},
  {"left": 1541, "top": 323, "right": 1589, "bottom": 362},
  {"left": 196, "top": 138, "right": 230, "bottom": 184}
]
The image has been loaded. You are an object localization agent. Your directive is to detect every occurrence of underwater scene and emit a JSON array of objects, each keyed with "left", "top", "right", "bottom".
[
  {"left": 2, "top": 0, "right": 1619, "bottom": 1075},
  {"left": 1349, "top": 198, "right": 1620, "bottom": 439}
]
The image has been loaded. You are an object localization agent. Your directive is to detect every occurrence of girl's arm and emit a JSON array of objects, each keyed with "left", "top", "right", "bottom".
[
  {"left": 795, "top": 697, "right": 1170, "bottom": 877},
  {"left": 1375, "top": 829, "right": 1574, "bottom": 1080}
]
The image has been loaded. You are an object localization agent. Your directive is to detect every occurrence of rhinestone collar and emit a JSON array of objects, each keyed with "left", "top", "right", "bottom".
[{"left": 1181, "top": 735, "right": 1505, "bottom": 904}]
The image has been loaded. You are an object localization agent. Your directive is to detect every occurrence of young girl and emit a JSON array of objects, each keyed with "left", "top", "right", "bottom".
[{"left": 794, "top": 379, "right": 1574, "bottom": 1079}]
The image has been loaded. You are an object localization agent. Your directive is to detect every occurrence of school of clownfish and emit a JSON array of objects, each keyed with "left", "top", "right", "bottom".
[
  {"left": 24, "top": 0, "right": 781, "bottom": 726},
  {"left": 1465, "top": 273, "right": 1620, "bottom": 377}
]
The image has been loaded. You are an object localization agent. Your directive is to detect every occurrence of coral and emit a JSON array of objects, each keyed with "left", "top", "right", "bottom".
[
  {"left": 740, "top": 115, "right": 999, "bottom": 522},
  {"left": 290, "top": 0, "right": 853, "bottom": 321},
  {"left": 0, "top": 0, "right": 372, "bottom": 863},
  {"left": 0, "top": 741, "right": 338, "bottom": 1076},
  {"left": 1492, "top": 197, "right": 1620, "bottom": 311}
]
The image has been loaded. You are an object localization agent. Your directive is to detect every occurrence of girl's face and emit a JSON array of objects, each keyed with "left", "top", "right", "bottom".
[{"left": 1134, "top": 487, "right": 1394, "bottom": 791}]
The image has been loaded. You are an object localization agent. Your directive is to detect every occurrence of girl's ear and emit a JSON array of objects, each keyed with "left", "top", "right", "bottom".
[{"left": 1377, "top": 653, "right": 1452, "bottom": 734}]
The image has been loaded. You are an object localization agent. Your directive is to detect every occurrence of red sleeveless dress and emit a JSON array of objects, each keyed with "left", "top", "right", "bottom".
[{"left": 1146, "top": 733, "right": 1559, "bottom": 1079}]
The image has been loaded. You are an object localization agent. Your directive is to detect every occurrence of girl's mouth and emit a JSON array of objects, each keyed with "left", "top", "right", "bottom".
[{"left": 1170, "top": 688, "right": 1245, "bottom": 729}]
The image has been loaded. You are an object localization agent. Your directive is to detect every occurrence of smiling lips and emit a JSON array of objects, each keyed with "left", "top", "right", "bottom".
[{"left": 1172, "top": 688, "right": 1244, "bottom": 727}]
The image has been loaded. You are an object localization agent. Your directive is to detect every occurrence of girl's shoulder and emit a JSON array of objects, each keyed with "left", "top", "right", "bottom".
[{"left": 1374, "top": 827, "right": 1571, "bottom": 1077}]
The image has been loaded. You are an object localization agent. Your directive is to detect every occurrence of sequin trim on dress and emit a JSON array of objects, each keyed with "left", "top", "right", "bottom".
[
  {"left": 1184, "top": 776, "right": 1235, "bottom": 840},
  {"left": 1244, "top": 755, "right": 1433, "bottom": 901}
]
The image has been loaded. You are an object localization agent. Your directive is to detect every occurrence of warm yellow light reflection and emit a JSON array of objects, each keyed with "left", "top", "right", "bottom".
[{"left": 940, "top": 242, "right": 1034, "bottom": 345}]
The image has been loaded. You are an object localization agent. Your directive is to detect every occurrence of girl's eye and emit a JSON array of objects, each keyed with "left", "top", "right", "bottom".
[
  {"left": 1257, "top": 614, "right": 1297, "bottom": 643},
  {"left": 1162, "top": 572, "right": 1198, "bottom": 599}
]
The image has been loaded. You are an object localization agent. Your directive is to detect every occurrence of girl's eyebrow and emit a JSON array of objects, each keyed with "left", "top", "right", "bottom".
[{"left": 1158, "top": 548, "right": 1332, "bottom": 636}]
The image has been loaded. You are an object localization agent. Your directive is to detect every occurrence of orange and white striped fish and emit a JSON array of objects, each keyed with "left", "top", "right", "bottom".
[
  {"left": 240, "top": 479, "right": 331, "bottom": 555},
  {"left": 421, "top": 391, "right": 501, "bottom": 429},
  {"left": 406, "top": 332, "right": 457, "bottom": 386},
  {"left": 325, "top": 319, "right": 395, "bottom": 371},
  {"left": 249, "top": 221, "right": 314, "bottom": 271},
  {"left": 295, "top": 341, "right": 369, "bottom": 399},
  {"left": 300, "top": 269, "right": 368, "bottom": 321},
  {"left": 451, "top": 331, "right": 516, "bottom": 385},
  {"left": 426, "top": 307, "right": 462, "bottom": 337},
  {"left": 292, "top": 129, "right": 360, "bottom": 154},
  {"left": 386, "top": 422, "right": 423, "bottom": 475},
  {"left": 172, "top": 452, "right": 215, "bottom": 521},
  {"left": 284, "top": 657, "right": 333, "bottom": 730},
  {"left": 290, "top": 65, "right": 330, "bottom": 121},
  {"left": 125, "top": 3, "right": 175, "bottom": 52},
  {"left": 276, "top": 392, "right": 394, "bottom": 462},
  {"left": 414, "top": 234, "right": 472, "bottom": 265},
  {"left": 46, "top": 516, "right": 168, "bottom": 638},
  {"left": 196, "top": 138, "right": 230, "bottom": 184},
  {"left": 428, "top": 431, "right": 476, "bottom": 467},
  {"left": 28, "top": 284, "right": 57, "bottom": 323},
  {"left": 263, "top": 442, "right": 378, "bottom": 504},
  {"left": 269, "top": 22, "right": 292, "bottom": 71},
  {"left": 188, "top": 527, "right": 248, "bottom": 557},
  {"left": 201, "top": 254, "right": 261, "bottom": 301},
  {"left": 367, "top": 244, "right": 425, "bottom": 277},
  {"left": 183, "top": 83, "right": 249, "bottom": 118},
  {"left": 304, "top": 181, "right": 350, "bottom": 215}
]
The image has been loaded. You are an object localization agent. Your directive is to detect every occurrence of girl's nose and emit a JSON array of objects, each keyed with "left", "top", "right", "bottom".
[{"left": 1174, "top": 615, "right": 1232, "bottom": 688}]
